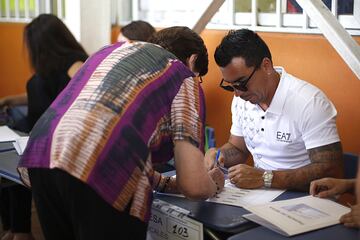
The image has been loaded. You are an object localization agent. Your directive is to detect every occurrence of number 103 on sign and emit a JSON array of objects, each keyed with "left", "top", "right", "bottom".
[{"left": 168, "top": 218, "right": 201, "bottom": 240}]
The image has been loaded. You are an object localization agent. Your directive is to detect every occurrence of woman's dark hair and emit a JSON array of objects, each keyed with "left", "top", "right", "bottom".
[
  {"left": 120, "top": 20, "right": 156, "bottom": 42},
  {"left": 148, "top": 26, "right": 208, "bottom": 76},
  {"left": 214, "top": 29, "right": 272, "bottom": 68},
  {"left": 24, "top": 14, "right": 87, "bottom": 78}
]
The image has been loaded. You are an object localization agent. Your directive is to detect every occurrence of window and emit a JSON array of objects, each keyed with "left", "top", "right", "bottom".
[
  {"left": 129, "top": 0, "right": 360, "bottom": 35},
  {"left": 136, "top": 0, "right": 214, "bottom": 28},
  {"left": 0, "top": 0, "right": 65, "bottom": 22}
]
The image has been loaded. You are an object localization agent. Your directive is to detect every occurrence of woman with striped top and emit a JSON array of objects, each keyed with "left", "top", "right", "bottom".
[{"left": 18, "top": 26, "right": 225, "bottom": 240}]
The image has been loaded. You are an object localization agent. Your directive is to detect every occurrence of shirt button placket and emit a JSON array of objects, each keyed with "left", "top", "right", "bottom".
[{"left": 260, "top": 115, "right": 265, "bottom": 132}]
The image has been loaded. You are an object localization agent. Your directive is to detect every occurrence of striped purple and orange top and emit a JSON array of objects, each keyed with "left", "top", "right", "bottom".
[{"left": 18, "top": 41, "right": 206, "bottom": 222}]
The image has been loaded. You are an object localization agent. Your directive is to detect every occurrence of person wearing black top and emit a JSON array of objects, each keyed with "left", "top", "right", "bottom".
[{"left": 0, "top": 14, "right": 88, "bottom": 240}]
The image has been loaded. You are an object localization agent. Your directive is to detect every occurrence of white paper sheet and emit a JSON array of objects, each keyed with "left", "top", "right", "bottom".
[
  {"left": 207, "top": 180, "right": 285, "bottom": 207},
  {"left": 157, "top": 179, "right": 285, "bottom": 208},
  {"left": 243, "top": 195, "right": 350, "bottom": 236},
  {"left": 12, "top": 136, "right": 29, "bottom": 155},
  {"left": 0, "top": 126, "right": 20, "bottom": 142}
]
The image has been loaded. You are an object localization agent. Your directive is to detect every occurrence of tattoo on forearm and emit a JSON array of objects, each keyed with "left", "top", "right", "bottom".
[
  {"left": 221, "top": 143, "right": 248, "bottom": 167},
  {"left": 222, "top": 148, "right": 241, "bottom": 165},
  {"left": 280, "top": 142, "right": 343, "bottom": 191},
  {"left": 308, "top": 142, "right": 343, "bottom": 163}
]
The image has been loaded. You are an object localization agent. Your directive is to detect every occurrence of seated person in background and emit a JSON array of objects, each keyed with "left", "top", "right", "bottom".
[
  {"left": 310, "top": 171, "right": 360, "bottom": 228},
  {"left": 206, "top": 29, "right": 343, "bottom": 191},
  {"left": 117, "top": 20, "right": 156, "bottom": 43},
  {"left": 17, "top": 26, "right": 224, "bottom": 240},
  {"left": 0, "top": 14, "right": 87, "bottom": 240}
]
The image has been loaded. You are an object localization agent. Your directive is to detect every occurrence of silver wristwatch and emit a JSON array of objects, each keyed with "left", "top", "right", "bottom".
[{"left": 262, "top": 170, "right": 273, "bottom": 188}]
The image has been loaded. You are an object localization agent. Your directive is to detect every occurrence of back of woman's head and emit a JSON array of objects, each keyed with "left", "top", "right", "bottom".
[
  {"left": 120, "top": 20, "right": 156, "bottom": 42},
  {"left": 148, "top": 26, "right": 208, "bottom": 77},
  {"left": 24, "top": 14, "right": 87, "bottom": 77}
]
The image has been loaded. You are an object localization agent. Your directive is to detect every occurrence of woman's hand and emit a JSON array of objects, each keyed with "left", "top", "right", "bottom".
[
  {"left": 208, "top": 167, "right": 225, "bottom": 194},
  {"left": 0, "top": 97, "right": 9, "bottom": 110},
  {"left": 340, "top": 204, "right": 360, "bottom": 228}
]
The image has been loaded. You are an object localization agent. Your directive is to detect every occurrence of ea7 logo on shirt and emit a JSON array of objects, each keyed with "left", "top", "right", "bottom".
[{"left": 276, "top": 131, "right": 292, "bottom": 143}]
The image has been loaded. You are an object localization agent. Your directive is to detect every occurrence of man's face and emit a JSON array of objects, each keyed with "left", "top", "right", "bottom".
[{"left": 220, "top": 57, "right": 265, "bottom": 105}]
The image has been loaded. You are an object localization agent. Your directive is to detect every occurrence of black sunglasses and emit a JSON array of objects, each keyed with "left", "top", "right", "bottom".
[{"left": 220, "top": 67, "right": 257, "bottom": 92}]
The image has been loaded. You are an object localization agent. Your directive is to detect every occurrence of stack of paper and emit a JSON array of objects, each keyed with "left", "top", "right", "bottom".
[
  {"left": 12, "top": 136, "right": 29, "bottom": 155},
  {"left": 0, "top": 126, "right": 20, "bottom": 142},
  {"left": 243, "top": 195, "right": 350, "bottom": 236},
  {"left": 157, "top": 179, "right": 285, "bottom": 208}
]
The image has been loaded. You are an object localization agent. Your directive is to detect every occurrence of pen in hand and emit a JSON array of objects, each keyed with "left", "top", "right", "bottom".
[{"left": 215, "top": 149, "right": 228, "bottom": 174}]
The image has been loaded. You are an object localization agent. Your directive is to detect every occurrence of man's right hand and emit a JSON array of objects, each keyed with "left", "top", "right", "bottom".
[{"left": 310, "top": 178, "right": 354, "bottom": 198}]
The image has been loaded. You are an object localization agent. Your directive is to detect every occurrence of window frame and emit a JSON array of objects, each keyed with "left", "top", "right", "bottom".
[{"left": 130, "top": 0, "right": 360, "bottom": 36}]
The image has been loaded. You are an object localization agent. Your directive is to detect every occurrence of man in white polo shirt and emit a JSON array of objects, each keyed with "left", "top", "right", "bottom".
[{"left": 206, "top": 29, "right": 343, "bottom": 191}]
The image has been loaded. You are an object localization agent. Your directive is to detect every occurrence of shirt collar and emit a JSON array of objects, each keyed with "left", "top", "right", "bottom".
[{"left": 266, "top": 67, "right": 290, "bottom": 115}]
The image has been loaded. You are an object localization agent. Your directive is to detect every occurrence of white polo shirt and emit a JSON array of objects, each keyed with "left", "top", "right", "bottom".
[{"left": 230, "top": 67, "right": 340, "bottom": 170}]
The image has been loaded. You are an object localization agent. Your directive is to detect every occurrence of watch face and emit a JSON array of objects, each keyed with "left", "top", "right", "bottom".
[{"left": 263, "top": 171, "right": 273, "bottom": 187}]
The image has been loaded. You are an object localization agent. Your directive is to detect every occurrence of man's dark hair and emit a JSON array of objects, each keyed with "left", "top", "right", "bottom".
[
  {"left": 214, "top": 29, "right": 272, "bottom": 68},
  {"left": 121, "top": 20, "right": 156, "bottom": 42},
  {"left": 24, "top": 14, "right": 87, "bottom": 78},
  {"left": 148, "top": 26, "right": 208, "bottom": 77}
]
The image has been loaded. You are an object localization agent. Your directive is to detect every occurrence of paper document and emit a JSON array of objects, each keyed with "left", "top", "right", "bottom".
[
  {"left": 208, "top": 180, "right": 285, "bottom": 207},
  {"left": 157, "top": 180, "right": 284, "bottom": 208},
  {"left": 12, "top": 136, "right": 29, "bottom": 155},
  {"left": 0, "top": 126, "right": 20, "bottom": 142},
  {"left": 243, "top": 195, "right": 350, "bottom": 236}
]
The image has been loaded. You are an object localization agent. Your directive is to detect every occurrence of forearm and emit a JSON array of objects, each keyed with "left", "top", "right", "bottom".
[
  {"left": 220, "top": 142, "right": 249, "bottom": 168},
  {"left": 344, "top": 179, "right": 356, "bottom": 194},
  {"left": 272, "top": 161, "right": 343, "bottom": 191},
  {"left": 272, "top": 142, "right": 344, "bottom": 191},
  {"left": 176, "top": 165, "right": 217, "bottom": 199},
  {"left": 4, "top": 94, "right": 27, "bottom": 106},
  {"left": 174, "top": 141, "right": 217, "bottom": 199}
]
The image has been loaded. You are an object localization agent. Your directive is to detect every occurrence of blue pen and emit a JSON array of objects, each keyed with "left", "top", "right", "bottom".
[
  {"left": 215, "top": 149, "right": 221, "bottom": 162},
  {"left": 215, "top": 149, "right": 228, "bottom": 174}
]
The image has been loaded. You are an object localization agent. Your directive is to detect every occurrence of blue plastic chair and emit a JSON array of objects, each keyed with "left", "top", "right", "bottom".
[
  {"left": 205, "top": 126, "right": 216, "bottom": 152},
  {"left": 343, "top": 152, "right": 359, "bottom": 179}
]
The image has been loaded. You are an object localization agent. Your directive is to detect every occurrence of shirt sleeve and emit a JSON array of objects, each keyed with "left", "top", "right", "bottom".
[
  {"left": 230, "top": 96, "right": 244, "bottom": 137},
  {"left": 170, "top": 77, "right": 205, "bottom": 150},
  {"left": 300, "top": 95, "right": 340, "bottom": 149}
]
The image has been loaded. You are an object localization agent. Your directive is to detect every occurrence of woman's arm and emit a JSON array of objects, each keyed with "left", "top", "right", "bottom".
[
  {"left": 0, "top": 93, "right": 27, "bottom": 109},
  {"left": 173, "top": 140, "right": 224, "bottom": 200}
]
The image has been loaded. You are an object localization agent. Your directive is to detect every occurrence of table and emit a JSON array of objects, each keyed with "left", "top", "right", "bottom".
[
  {"left": 228, "top": 222, "right": 359, "bottom": 240},
  {"left": 1, "top": 144, "right": 358, "bottom": 239},
  {"left": 0, "top": 143, "right": 21, "bottom": 184},
  {"left": 154, "top": 188, "right": 359, "bottom": 239}
]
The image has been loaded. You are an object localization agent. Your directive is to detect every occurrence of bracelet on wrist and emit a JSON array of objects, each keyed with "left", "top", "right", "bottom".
[
  {"left": 155, "top": 175, "right": 165, "bottom": 192},
  {"left": 213, "top": 181, "right": 221, "bottom": 197},
  {"left": 158, "top": 176, "right": 171, "bottom": 193}
]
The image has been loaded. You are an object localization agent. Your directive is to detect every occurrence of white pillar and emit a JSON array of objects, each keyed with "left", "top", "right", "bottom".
[{"left": 64, "top": 0, "right": 111, "bottom": 54}]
